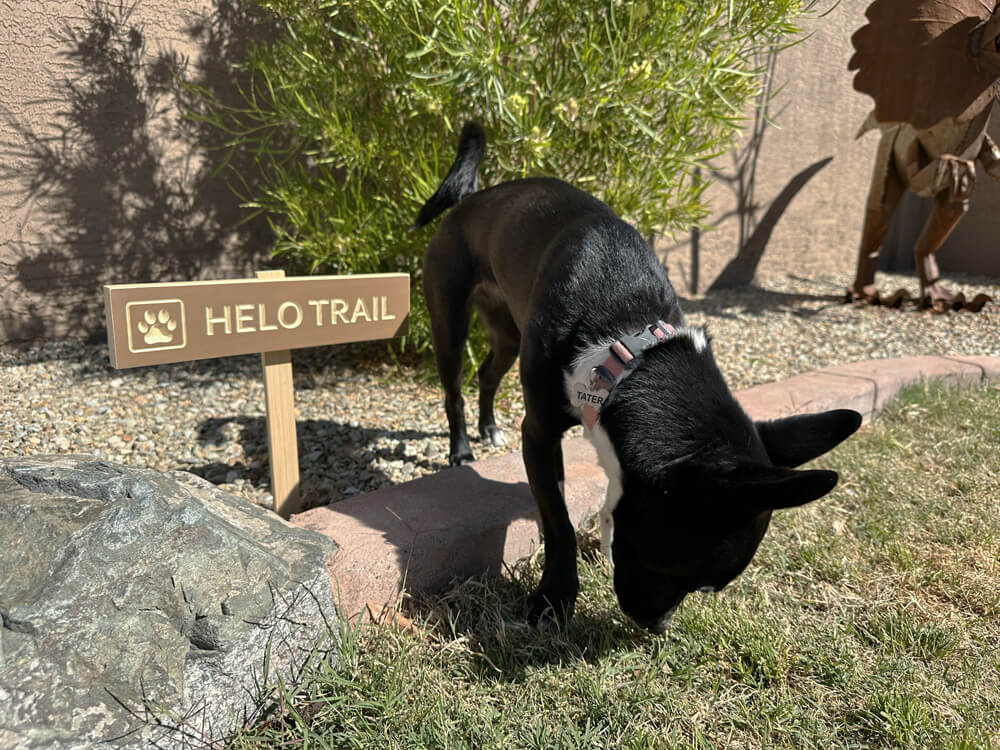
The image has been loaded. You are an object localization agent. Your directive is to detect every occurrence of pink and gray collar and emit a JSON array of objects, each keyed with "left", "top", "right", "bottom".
[{"left": 570, "top": 321, "right": 675, "bottom": 430}]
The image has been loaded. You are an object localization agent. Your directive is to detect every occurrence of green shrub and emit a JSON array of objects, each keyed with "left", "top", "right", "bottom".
[{"left": 191, "top": 0, "right": 804, "bottom": 357}]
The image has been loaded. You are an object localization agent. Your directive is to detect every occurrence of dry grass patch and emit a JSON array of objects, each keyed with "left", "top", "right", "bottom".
[{"left": 230, "top": 382, "right": 1000, "bottom": 749}]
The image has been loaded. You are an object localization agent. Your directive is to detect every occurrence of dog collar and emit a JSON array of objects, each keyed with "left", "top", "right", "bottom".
[{"left": 571, "top": 321, "right": 674, "bottom": 430}]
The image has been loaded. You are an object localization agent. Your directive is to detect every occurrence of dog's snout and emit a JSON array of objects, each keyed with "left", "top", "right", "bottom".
[{"left": 635, "top": 605, "right": 678, "bottom": 635}]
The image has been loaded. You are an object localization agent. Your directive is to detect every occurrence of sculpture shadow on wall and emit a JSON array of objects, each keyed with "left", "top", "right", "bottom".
[
  {"left": 662, "top": 45, "right": 834, "bottom": 303},
  {"left": 0, "top": 0, "right": 277, "bottom": 346}
]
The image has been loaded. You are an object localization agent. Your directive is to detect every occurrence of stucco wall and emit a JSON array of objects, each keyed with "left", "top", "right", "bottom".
[
  {"left": 0, "top": 0, "right": 273, "bottom": 345},
  {"left": 3, "top": 0, "right": 998, "bottom": 345},
  {"left": 664, "top": 0, "right": 1000, "bottom": 293}
]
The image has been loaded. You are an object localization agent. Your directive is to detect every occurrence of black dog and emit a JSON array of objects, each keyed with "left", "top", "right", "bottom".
[{"left": 415, "top": 123, "right": 861, "bottom": 632}]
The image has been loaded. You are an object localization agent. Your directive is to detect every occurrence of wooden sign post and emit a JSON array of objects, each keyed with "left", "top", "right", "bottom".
[
  {"left": 256, "top": 269, "right": 300, "bottom": 518},
  {"left": 104, "top": 272, "right": 409, "bottom": 519}
]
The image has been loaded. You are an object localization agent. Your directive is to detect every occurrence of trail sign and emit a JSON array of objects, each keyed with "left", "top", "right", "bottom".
[
  {"left": 104, "top": 272, "right": 410, "bottom": 518},
  {"left": 104, "top": 273, "right": 409, "bottom": 368}
]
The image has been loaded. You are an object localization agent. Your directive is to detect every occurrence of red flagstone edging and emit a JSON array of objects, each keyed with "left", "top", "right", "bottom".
[{"left": 290, "top": 356, "right": 1000, "bottom": 620}]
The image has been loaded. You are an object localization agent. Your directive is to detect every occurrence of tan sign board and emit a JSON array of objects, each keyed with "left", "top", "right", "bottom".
[{"left": 104, "top": 273, "right": 409, "bottom": 369}]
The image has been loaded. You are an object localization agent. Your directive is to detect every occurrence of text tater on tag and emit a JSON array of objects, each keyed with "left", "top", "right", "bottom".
[{"left": 573, "top": 383, "right": 607, "bottom": 407}]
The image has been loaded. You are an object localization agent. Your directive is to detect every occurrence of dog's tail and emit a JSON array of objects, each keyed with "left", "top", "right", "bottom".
[{"left": 412, "top": 121, "right": 485, "bottom": 229}]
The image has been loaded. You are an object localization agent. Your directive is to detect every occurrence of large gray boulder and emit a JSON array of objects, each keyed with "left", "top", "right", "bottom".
[{"left": 0, "top": 455, "right": 338, "bottom": 749}]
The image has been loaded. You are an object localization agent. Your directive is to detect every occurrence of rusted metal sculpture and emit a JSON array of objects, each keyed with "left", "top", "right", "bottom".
[{"left": 847, "top": 0, "right": 1000, "bottom": 311}]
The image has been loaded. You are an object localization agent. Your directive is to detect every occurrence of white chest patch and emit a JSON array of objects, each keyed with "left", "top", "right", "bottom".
[
  {"left": 564, "top": 346, "right": 624, "bottom": 565},
  {"left": 589, "top": 422, "right": 623, "bottom": 565}
]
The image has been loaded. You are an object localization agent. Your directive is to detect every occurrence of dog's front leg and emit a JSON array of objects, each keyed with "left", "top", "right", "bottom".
[{"left": 522, "top": 419, "right": 578, "bottom": 626}]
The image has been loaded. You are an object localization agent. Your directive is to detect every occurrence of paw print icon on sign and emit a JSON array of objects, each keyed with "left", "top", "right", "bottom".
[
  {"left": 125, "top": 299, "right": 186, "bottom": 354},
  {"left": 138, "top": 308, "right": 177, "bottom": 344}
]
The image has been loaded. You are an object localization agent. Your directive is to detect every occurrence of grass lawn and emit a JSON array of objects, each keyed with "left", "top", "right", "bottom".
[{"left": 230, "top": 383, "right": 1000, "bottom": 749}]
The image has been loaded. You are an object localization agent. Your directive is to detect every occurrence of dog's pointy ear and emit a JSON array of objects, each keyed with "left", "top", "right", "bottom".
[
  {"left": 727, "top": 466, "right": 840, "bottom": 511},
  {"left": 755, "top": 409, "right": 862, "bottom": 468}
]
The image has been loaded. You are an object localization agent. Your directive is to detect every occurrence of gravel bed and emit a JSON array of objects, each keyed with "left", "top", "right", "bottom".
[{"left": 2, "top": 270, "right": 997, "bottom": 511}]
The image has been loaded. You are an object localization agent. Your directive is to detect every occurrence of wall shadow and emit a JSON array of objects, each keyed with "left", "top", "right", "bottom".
[{"left": 0, "top": 0, "right": 277, "bottom": 345}]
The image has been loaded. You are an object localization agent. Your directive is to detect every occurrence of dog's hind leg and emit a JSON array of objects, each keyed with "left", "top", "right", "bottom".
[
  {"left": 472, "top": 286, "right": 520, "bottom": 448},
  {"left": 424, "top": 237, "right": 476, "bottom": 466}
]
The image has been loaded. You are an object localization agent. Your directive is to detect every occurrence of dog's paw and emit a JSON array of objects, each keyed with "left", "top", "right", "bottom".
[
  {"left": 448, "top": 451, "right": 475, "bottom": 467},
  {"left": 479, "top": 424, "right": 507, "bottom": 448},
  {"left": 527, "top": 586, "right": 577, "bottom": 630}
]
